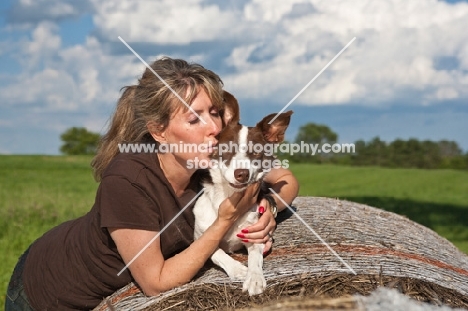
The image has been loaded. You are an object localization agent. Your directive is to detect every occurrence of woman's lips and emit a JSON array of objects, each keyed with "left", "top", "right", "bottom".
[{"left": 206, "top": 141, "right": 217, "bottom": 153}]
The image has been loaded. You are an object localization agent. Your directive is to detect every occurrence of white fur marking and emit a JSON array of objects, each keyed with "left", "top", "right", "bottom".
[{"left": 193, "top": 124, "right": 267, "bottom": 296}]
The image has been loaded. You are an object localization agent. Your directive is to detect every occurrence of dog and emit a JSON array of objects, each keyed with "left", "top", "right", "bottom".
[{"left": 193, "top": 91, "right": 292, "bottom": 295}]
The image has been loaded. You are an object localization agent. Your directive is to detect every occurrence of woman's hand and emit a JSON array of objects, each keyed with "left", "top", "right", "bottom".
[
  {"left": 237, "top": 197, "right": 277, "bottom": 254},
  {"left": 217, "top": 182, "right": 261, "bottom": 224}
]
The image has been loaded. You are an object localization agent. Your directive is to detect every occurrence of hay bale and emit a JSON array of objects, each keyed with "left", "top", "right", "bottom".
[{"left": 94, "top": 197, "right": 468, "bottom": 310}]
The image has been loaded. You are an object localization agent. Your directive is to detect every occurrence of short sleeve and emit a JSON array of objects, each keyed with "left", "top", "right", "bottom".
[{"left": 99, "top": 175, "right": 161, "bottom": 232}]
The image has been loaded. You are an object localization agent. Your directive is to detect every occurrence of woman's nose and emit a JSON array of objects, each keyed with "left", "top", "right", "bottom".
[{"left": 207, "top": 115, "right": 221, "bottom": 136}]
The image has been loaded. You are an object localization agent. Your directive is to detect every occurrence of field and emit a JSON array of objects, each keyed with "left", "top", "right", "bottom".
[{"left": 1, "top": 155, "right": 467, "bottom": 307}]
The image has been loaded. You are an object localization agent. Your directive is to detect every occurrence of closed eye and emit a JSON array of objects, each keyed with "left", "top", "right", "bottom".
[{"left": 188, "top": 117, "right": 200, "bottom": 125}]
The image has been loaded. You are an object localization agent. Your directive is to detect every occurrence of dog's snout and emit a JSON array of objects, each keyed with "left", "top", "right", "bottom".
[{"left": 234, "top": 169, "right": 249, "bottom": 183}]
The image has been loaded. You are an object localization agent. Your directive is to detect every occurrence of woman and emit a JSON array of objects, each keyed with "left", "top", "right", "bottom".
[{"left": 5, "top": 57, "right": 299, "bottom": 310}]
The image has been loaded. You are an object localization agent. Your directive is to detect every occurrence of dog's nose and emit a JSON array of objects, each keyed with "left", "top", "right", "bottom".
[{"left": 234, "top": 169, "right": 249, "bottom": 183}]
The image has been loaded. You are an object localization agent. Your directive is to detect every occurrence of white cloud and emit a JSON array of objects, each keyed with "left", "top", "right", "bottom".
[
  {"left": 2, "top": 0, "right": 468, "bottom": 115},
  {"left": 7, "top": 0, "right": 92, "bottom": 25},
  {"left": 244, "top": 1, "right": 307, "bottom": 23},
  {"left": 92, "top": 0, "right": 240, "bottom": 44},
  {"left": 27, "top": 22, "right": 61, "bottom": 53},
  {"left": 21, "top": 22, "right": 61, "bottom": 70},
  {"left": 57, "top": 36, "right": 143, "bottom": 105},
  {"left": 435, "top": 87, "right": 458, "bottom": 100},
  {"left": 1, "top": 23, "right": 142, "bottom": 112},
  {"left": 221, "top": 0, "right": 468, "bottom": 106},
  {"left": 2, "top": 68, "right": 75, "bottom": 109}
]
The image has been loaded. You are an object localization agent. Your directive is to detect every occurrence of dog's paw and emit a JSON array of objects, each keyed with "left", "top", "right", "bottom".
[
  {"left": 226, "top": 262, "right": 248, "bottom": 281},
  {"left": 242, "top": 271, "right": 266, "bottom": 296}
]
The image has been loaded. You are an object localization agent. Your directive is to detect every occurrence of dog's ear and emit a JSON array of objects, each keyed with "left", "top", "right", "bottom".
[
  {"left": 220, "top": 91, "right": 240, "bottom": 127},
  {"left": 256, "top": 110, "right": 293, "bottom": 143}
]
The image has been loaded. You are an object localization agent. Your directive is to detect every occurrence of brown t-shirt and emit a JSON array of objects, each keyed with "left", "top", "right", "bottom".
[{"left": 23, "top": 152, "right": 202, "bottom": 310}]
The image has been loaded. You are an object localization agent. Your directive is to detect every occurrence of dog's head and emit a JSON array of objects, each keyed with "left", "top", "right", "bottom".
[{"left": 211, "top": 91, "right": 293, "bottom": 191}]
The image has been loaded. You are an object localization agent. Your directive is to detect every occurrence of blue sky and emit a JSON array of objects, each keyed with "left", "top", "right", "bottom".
[{"left": 1, "top": 0, "right": 467, "bottom": 154}]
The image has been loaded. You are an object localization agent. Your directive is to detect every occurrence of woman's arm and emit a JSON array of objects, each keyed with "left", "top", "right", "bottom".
[
  {"left": 109, "top": 182, "right": 260, "bottom": 296},
  {"left": 263, "top": 167, "right": 299, "bottom": 212}
]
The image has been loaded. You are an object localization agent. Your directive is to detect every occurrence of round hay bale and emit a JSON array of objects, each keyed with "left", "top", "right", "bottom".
[{"left": 94, "top": 197, "right": 468, "bottom": 310}]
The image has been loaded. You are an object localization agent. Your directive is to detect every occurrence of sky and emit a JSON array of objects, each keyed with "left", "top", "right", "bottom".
[{"left": 0, "top": 0, "right": 467, "bottom": 155}]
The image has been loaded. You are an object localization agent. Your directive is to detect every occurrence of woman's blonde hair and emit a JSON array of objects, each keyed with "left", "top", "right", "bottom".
[{"left": 91, "top": 57, "right": 224, "bottom": 181}]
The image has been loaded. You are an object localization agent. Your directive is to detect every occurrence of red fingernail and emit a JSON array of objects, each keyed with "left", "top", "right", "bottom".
[
  {"left": 236, "top": 233, "right": 245, "bottom": 238},
  {"left": 242, "top": 239, "right": 249, "bottom": 243},
  {"left": 241, "top": 229, "right": 249, "bottom": 234},
  {"left": 258, "top": 206, "right": 265, "bottom": 214}
]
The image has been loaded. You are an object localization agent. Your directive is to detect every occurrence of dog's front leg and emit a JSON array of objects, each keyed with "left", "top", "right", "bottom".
[
  {"left": 211, "top": 248, "right": 248, "bottom": 281},
  {"left": 243, "top": 243, "right": 266, "bottom": 295}
]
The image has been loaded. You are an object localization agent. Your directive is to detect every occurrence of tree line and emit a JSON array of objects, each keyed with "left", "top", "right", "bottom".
[
  {"left": 60, "top": 125, "right": 468, "bottom": 170},
  {"left": 281, "top": 123, "right": 468, "bottom": 170}
]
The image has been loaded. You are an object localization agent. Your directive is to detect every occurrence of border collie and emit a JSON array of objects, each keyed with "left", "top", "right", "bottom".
[{"left": 193, "top": 92, "right": 292, "bottom": 295}]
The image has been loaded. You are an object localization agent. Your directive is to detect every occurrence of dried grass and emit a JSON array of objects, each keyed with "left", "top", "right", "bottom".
[
  {"left": 95, "top": 197, "right": 468, "bottom": 311},
  {"left": 142, "top": 274, "right": 468, "bottom": 310}
]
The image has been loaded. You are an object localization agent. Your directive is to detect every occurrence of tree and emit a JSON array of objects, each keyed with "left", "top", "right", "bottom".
[
  {"left": 351, "top": 137, "right": 388, "bottom": 166},
  {"left": 437, "top": 140, "right": 462, "bottom": 158},
  {"left": 60, "top": 127, "right": 101, "bottom": 155},
  {"left": 293, "top": 123, "right": 338, "bottom": 163},
  {"left": 438, "top": 140, "right": 465, "bottom": 169},
  {"left": 386, "top": 139, "right": 443, "bottom": 169}
]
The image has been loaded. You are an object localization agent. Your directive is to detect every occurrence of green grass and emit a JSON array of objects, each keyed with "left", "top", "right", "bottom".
[
  {"left": 0, "top": 155, "right": 98, "bottom": 307},
  {"left": 290, "top": 164, "right": 468, "bottom": 205},
  {"left": 1, "top": 156, "right": 467, "bottom": 306}
]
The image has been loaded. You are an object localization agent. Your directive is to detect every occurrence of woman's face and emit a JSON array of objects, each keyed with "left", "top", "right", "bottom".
[{"left": 160, "top": 88, "right": 222, "bottom": 165}]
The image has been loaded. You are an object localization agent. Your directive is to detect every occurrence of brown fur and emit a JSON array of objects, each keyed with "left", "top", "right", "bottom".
[{"left": 220, "top": 91, "right": 241, "bottom": 127}]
